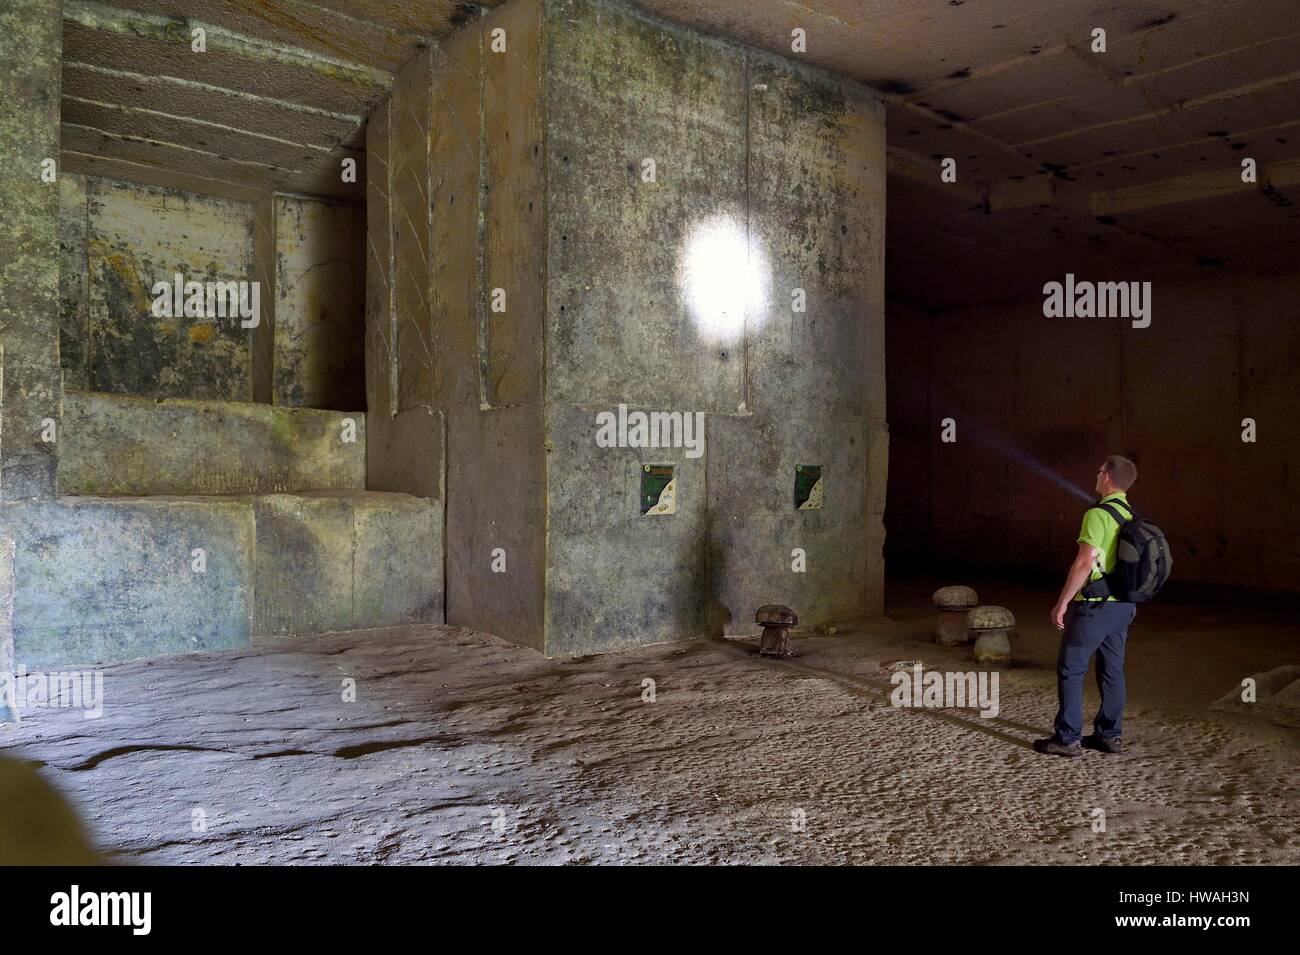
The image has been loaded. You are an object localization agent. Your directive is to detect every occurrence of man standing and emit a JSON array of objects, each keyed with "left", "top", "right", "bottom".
[{"left": 1035, "top": 455, "right": 1139, "bottom": 758}]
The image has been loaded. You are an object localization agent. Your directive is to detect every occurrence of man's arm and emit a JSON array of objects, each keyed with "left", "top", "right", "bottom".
[{"left": 1051, "top": 542, "right": 1099, "bottom": 630}]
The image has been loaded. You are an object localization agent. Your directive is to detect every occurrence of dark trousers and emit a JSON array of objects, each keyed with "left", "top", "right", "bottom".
[{"left": 1053, "top": 600, "right": 1137, "bottom": 744}]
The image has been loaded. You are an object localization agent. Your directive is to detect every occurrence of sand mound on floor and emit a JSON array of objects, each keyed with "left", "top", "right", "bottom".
[{"left": 1211, "top": 664, "right": 1300, "bottom": 728}]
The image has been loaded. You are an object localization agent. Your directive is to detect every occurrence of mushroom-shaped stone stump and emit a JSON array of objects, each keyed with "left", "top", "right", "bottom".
[
  {"left": 933, "top": 586, "right": 979, "bottom": 646},
  {"left": 968, "top": 605, "right": 1015, "bottom": 664},
  {"left": 756, "top": 604, "right": 799, "bottom": 658}
]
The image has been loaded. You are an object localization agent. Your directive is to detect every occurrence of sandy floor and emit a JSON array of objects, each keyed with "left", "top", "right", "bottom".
[{"left": 2, "top": 579, "right": 1296, "bottom": 864}]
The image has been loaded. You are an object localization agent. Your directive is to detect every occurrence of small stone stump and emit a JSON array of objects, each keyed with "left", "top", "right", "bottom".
[
  {"left": 969, "top": 605, "right": 1014, "bottom": 664},
  {"left": 756, "top": 604, "right": 798, "bottom": 658},
  {"left": 933, "top": 586, "right": 979, "bottom": 646}
]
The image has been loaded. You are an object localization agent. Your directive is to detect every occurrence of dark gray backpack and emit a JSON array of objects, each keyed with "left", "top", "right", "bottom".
[{"left": 1079, "top": 499, "right": 1172, "bottom": 603}]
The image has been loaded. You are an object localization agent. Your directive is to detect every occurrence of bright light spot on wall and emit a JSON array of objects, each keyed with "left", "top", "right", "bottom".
[{"left": 678, "top": 213, "right": 769, "bottom": 342}]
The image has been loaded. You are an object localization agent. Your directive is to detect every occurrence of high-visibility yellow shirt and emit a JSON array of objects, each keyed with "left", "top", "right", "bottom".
[{"left": 1075, "top": 492, "right": 1130, "bottom": 602}]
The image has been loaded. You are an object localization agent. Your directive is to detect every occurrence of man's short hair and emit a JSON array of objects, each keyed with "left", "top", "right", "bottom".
[{"left": 1103, "top": 454, "right": 1137, "bottom": 490}]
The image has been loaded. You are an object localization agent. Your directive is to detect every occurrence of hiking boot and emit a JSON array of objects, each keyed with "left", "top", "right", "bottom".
[
  {"left": 1033, "top": 737, "right": 1083, "bottom": 758},
  {"left": 1083, "top": 734, "right": 1123, "bottom": 754}
]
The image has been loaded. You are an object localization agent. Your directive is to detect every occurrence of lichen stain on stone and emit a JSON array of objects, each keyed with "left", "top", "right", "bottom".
[
  {"left": 90, "top": 243, "right": 181, "bottom": 398},
  {"left": 93, "top": 245, "right": 152, "bottom": 314},
  {"left": 449, "top": 2, "right": 480, "bottom": 28},
  {"left": 751, "top": 68, "right": 864, "bottom": 296},
  {"left": 81, "top": 178, "right": 254, "bottom": 400}
]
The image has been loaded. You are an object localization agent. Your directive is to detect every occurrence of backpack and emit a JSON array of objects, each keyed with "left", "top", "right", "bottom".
[{"left": 1079, "top": 499, "right": 1172, "bottom": 603}]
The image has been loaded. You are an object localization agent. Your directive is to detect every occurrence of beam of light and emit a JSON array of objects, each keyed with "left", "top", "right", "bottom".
[
  {"left": 678, "top": 213, "right": 769, "bottom": 343},
  {"left": 962, "top": 420, "right": 1095, "bottom": 502}
]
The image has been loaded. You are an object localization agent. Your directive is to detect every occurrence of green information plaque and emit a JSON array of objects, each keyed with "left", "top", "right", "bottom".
[
  {"left": 641, "top": 464, "right": 677, "bottom": 515},
  {"left": 794, "top": 464, "right": 823, "bottom": 510}
]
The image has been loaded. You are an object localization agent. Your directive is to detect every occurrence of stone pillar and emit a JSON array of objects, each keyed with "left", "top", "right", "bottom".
[
  {"left": 0, "top": 535, "right": 15, "bottom": 723},
  {"left": 0, "top": 0, "right": 63, "bottom": 501},
  {"left": 540, "top": 0, "right": 886, "bottom": 653},
  {"left": 251, "top": 194, "right": 277, "bottom": 404},
  {"left": 362, "top": 58, "right": 449, "bottom": 507},
  {"left": 366, "top": 0, "right": 887, "bottom": 654}
]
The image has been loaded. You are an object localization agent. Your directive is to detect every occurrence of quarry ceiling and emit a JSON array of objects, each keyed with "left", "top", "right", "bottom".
[
  {"left": 57, "top": 0, "right": 1300, "bottom": 306},
  {"left": 58, "top": 0, "right": 473, "bottom": 201}
]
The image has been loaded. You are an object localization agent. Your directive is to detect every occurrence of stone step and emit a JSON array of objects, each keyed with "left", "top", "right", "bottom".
[
  {"left": 1, "top": 491, "right": 442, "bottom": 668},
  {"left": 58, "top": 391, "right": 366, "bottom": 496}
]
